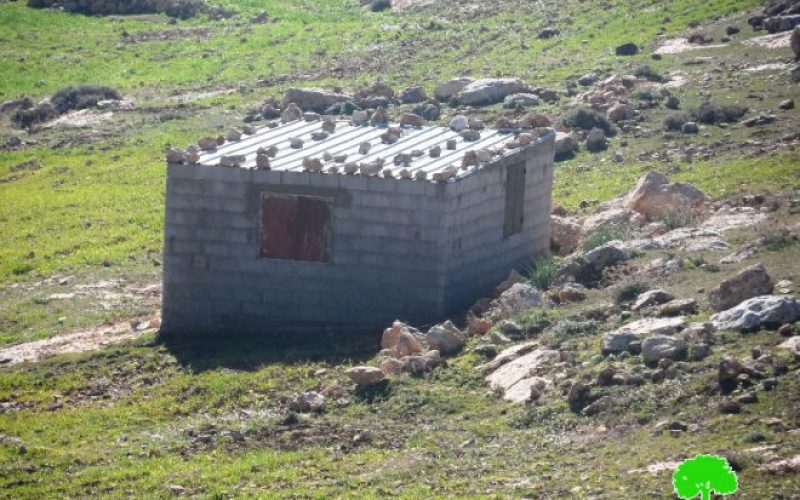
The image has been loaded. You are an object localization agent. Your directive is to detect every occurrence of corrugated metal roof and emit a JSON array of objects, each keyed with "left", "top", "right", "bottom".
[{"left": 195, "top": 119, "right": 552, "bottom": 181}]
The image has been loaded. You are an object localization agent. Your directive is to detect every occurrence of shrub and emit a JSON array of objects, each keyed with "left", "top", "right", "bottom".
[
  {"left": 50, "top": 85, "right": 120, "bottom": 114},
  {"left": 525, "top": 255, "right": 560, "bottom": 290},
  {"left": 633, "top": 64, "right": 666, "bottom": 83},
  {"left": 369, "top": 0, "right": 392, "bottom": 12},
  {"left": 659, "top": 208, "right": 696, "bottom": 230},
  {"left": 582, "top": 225, "right": 632, "bottom": 251},
  {"left": 663, "top": 113, "right": 689, "bottom": 131},
  {"left": 691, "top": 100, "right": 748, "bottom": 125},
  {"left": 27, "top": 0, "right": 205, "bottom": 18},
  {"left": 613, "top": 282, "right": 649, "bottom": 305},
  {"left": 563, "top": 107, "right": 616, "bottom": 137},
  {"left": 12, "top": 102, "right": 57, "bottom": 128}
]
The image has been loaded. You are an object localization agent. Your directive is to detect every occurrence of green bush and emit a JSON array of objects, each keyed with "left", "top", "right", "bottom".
[
  {"left": 582, "top": 225, "right": 632, "bottom": 251},
  {"left": 525, "top": 255, "right": 560, "bottom": 290},
  {"left": 613, "top": 282, "right": 649, "bottom": 305}
]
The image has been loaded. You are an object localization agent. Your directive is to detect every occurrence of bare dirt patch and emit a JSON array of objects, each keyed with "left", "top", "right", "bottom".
[
  {"left": 42, "top": 109, "right": 115, "bottom": 129},
  {"left": 745, "top": 62, "right": 792, "bottom": 73},
  {"left": 653, "top": 38, "right": 727, "bottom": 55},
  {"left": 742, "top": 32, "right": 792, "bottom": 49},
  {"left": 122, "top": 27, "right": 213, "bottom": 43},
  {"left": 0, "top": 315, "right": 159, "bottom": 366}
]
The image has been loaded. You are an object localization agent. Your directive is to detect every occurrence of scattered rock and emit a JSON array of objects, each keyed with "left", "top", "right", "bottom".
[
  {"left": 578, "top": 73, "right": 599, "bottom": 86},
  {"left": 554, "top": 132, "right": 578, "bottom": 160},
  {"left": 623, "top": 171, "right": 706, "bottom": 220},
  {"left": 641, "top": 335, "right": 688, "bottom": 363},
  {"left": 712, "top": 295, "right": 800, "bottom": 332},
  {"left": 496, "top": 283, "right": 546, "bottom": 317},
  {"left": 454, "top": 78, "right": 532, "bottom": 106},
  {"left": 399, "top": 85, "right": 427, "bottom": 104},
  {"left": 607, "top": 103, "right": 633, "bottom": 123},
  {"left": 399, "top": 113, "right": 425, "bottom": 127},
  {"left": 602, "top": 316, "right": 687, "bottom": 353},
  {"left": 779, "top": 99, "right": 795, "bottom": 110},
  {"left": 558, "top": 283, "right": 587, "bottom": 303},
  {"left": 760, "top": 455, "right": 800, "bottom": 475},
  {"left": 503, "top": 93, "right": 541, "bottom": 108},
  {"left": 585, "top": 127, "right": 608, "bottom": 152},
  {"left": 283, "top": 88, "right": 350, "bottom": 113},
  {"left": 449, "top": 115, "right": 469, "bottom": 132},
  {"left": 346, "top": 366, "right": 385, "bottom": 386},
  {"left": 426, "top": 321, "right": 465, "bottom": 355},
  {"left": 550, "top": 215, "right": 582, "bottom": 255},
  {"left": 632, "top": 289, "right": 674, "bottom": 311},
  {"left": 659, "top": 298, "right": 698, "bottom": 317},
  {"left": 281, "top": 103, "right": 303, "bottom": 122},
  {"left": 709, "top": 263, "right": 774, "bottom": 312},
  {"left": 369, "top": 106, "right": 389, "bottom": 126},
  {"left": 434, "top": 78, "right": 473, "bottom": 101},
  {"left": 288, "top": 391, "right": 325, "bottom": 413}
]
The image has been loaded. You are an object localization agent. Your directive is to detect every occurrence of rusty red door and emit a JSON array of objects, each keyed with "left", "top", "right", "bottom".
[{"left": 261, "top": 195, "right": 331, "bottom": 262}]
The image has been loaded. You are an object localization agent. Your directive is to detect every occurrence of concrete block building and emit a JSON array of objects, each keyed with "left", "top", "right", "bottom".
[{"left": 161, "top": 117, "right": 555, "bottom": 336}]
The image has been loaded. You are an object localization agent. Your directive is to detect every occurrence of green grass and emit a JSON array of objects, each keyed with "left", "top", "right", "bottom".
[{"left": 2, "top": 1, "right": 800, "bottom": 495}]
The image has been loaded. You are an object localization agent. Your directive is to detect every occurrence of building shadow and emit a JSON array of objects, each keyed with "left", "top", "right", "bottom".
[{"left": 157, "top": 329, "right": 381, "bottom": 372}]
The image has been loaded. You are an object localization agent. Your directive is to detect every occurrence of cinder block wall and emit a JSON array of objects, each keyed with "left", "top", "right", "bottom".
[
  {"left": 162, "top": 132, "right": 555, "bottom": 336},
  {"left": 442, "top": 134, "right": 555, "bottom": 314},
  {"left": 162, "top": 166, "right": 450, "bottom": 336}
]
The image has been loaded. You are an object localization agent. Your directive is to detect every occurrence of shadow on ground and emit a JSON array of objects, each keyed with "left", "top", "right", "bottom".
[{"left": 157, "top": 329, "right": 381, "bottom": 372}]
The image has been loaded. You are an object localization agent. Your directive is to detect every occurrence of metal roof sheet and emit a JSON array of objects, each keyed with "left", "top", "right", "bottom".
[{"left": 195, "top": 119, "right": 552, "bottom": 182}]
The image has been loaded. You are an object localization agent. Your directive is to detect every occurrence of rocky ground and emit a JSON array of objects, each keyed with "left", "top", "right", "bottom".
[{"left": 1, "top": 0, "right": 800, "bottom": 497}]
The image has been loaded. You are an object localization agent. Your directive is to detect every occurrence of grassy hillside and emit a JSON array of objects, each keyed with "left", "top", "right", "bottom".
[{"left": 1, "top": 0, "right": 800, "bottom": 497}]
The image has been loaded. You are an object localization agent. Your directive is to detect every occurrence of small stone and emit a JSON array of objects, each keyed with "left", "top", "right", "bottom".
[
  {"left": 198, "top": 137, "right": 217, "bottom": 151},
  {"left": 288, "top": 391, "right": 325, "bottom": 413},
  {"left": 302, "top": 157, "right": 323, "bottom": 172},
  {"left": 281, "top": 102, "right": 303, "bottom": 122},
  {"left": 359, "top": 142, "right": 372, "bottom": 155},
  {"left": 450, "top": 115, "right": 469, "bottom": 132},
  {"left": 446, "top": 139, "right": 457, "bottom": 150},
  {"left": 255, "top": 153, "right": 271, "bottom": 170},
  {"left": 414, "top": 170, "right": 427, "bottom": 180},
  {"left": 322, "top": 119, "right": 336, "bottom": 133},
  {"left": 370, "top": 106, "right": 389, "bottom": 126},
  {"left": 460, "top": 129, "right": 481, "bottom": 141},
  {"left": 218, "top": 155, "right": 245, "bottom": 168},
  {"left": 289, "top": 137, "right": 304, "bottom": 149},
  {"left": 346, "top": 366, "right": 385, "bottom": 386},
  {"left": 400, "top": 113, "right": 425, "bottom": 127},
  {"left": 166, "top": 148, "right": 185, "bottom": 163},
  {"left": 311, "top": 131, "right": 329, "bottom": 141},
  {"left": 779, "top": 99, "right": 794, "bottom": 111},
  {"left": 429, "top": 145, "right": 441, "bottom": 158},
  {"left": 303, "top": 112, "right": 320, "bottom": 122},
  {"left": 226, "top": 128, "right": 242, "bottom": 141}
]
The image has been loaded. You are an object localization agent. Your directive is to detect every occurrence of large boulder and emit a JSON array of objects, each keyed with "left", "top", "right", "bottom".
[
  {"left": 425, "top": 321, "right": 465, "bottom": 355},
  {"left": 711, "top": 295, "right": 800, "bottom": 332},
  {"left": 601, "top": 316, "right": 687, "bottom": 353},
  {"left": 434, "top": 78, "right": 473, "bottom": 101},
  {"left": 496, "top": 283, "right": 546, "bottom": 317},
  {"left": 399, "top": 85, "right": 427, "bottom": 104},
  {"left": 454, "top": 78, "right": 532, "bottom": 106},
  {"left": 708, "top": 263, "right": 773, "bottom": 312},
  {"left": 641, "top": 335, "right": 688, "bottom": 363},
  {"left": 281, "top": 88, "right": 349, "bottom": 113},
  {"left": 555, "top": 241, "right": 632, "bottom": 286},
  {"left": 550, "top": 215, "right": 582, "bottom": 255},
  {"left": 485, "top": 348, "right": 560, "bottom": 402},
  {"left": 623, "top": 171, "right": 706, "bottom": 220}
]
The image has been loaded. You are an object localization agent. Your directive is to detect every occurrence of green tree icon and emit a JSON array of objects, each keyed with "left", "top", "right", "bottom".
[{"left": 673, "top": 454, "right": 738, "bottom": 500}]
